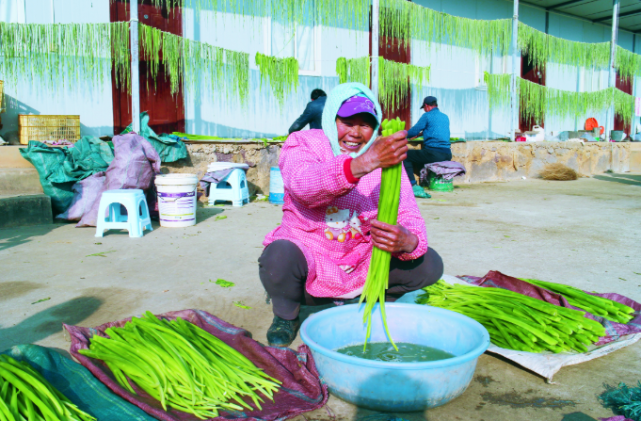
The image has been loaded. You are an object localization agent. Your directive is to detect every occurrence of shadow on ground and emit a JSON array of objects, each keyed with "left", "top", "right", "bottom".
[
  {"left": 0, "top": 296, "right": 103, "bottom": 352},
  {"left": 594, "top": 174, "right": 641, "bottom": 187},
  {"left": 0, "top": 223, "right": 67, "bottom": 252}
]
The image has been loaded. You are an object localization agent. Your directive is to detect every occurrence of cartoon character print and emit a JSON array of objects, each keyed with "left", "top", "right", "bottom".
[
  {"left": 324, "top": 207, "right": 351, "bottom": 243},
  {"left": 349, "top": 213, "right": 367, "bottom": 241}
]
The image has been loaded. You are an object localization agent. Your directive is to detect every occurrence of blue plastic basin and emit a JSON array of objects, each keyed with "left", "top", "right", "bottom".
[{"left": 300, "top": 303, "right": 490, "bottom": 412}]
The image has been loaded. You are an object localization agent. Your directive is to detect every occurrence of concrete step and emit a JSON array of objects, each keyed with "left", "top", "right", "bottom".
[
  {"left": 0, "top": 194, "right": 53, "bottom": 229},
  {"left": 0, "top": 145, "right": 43, "bottom": 195},
  {"left": 0, "top": 168, "right": 43, "bottom": 195}
]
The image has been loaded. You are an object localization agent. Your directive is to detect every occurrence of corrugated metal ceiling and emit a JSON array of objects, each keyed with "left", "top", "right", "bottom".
[{"left": 520, "top": 0, "right": 641, "bottom": 33}]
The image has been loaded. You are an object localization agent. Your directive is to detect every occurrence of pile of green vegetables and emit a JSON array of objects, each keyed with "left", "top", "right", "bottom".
[
  {"left": 520, "top": 278, "right": 635, "bottom": 324},
  {"left": 0, "top": 355, "right": 95, "bottom": 421},
  {"left": 418, "top": 280, "right": 608, "bottom": 353},
  {"left": 360, "top": 117, "right": 406, "bottom": 351},
  {"left": 79, "top": 312, "right": 280, "bottom": 419}
]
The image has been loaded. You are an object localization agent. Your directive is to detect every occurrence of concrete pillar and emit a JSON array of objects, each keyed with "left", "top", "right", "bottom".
[
  {"left": 511, "top": 0, "right": 519, "bottom": 141},
  {"left": 131, "top": 0, "right": 141, "bottom": 133},
  {"left": 606, "top": 0, "right": 620, "bottom": 143},
  {"left": 371, "top": 0, "right": 380, "bottom": 99}
]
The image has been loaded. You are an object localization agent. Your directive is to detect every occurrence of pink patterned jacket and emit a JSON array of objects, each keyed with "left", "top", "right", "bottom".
[{"left": 263, "top": 129, "right": 428, "bottom": 299}]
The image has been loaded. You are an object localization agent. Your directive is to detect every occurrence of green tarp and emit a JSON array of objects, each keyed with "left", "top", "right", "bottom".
[
  {"left": 1, "top": 344, "right": 157, "bottom": 421},
  {"left": 19, "top": 137, "right": 114, "bottom": 214},
  {"left": 122, "top": 112, "right": 188, "bottom": 163}
]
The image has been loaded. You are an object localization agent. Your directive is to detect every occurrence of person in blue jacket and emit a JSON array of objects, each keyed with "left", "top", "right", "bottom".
[
  {"left": 288, "top": 89, "right": 328, "bottom": 133},
  {"left": 404, "top": 96, "right": 452, "bottom": 198}
]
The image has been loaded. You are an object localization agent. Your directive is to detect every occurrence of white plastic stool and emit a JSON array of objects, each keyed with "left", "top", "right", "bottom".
[
  {"left": 95, "top": 189, "right": 153, "bottom": 238},
  {"left": 208, "top": 168, "right": 250, "bottom": 207}
]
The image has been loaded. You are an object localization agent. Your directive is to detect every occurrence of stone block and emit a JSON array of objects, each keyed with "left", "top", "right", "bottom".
[{"left": 0, "top": 194, "right": 53, "bottom": 228}]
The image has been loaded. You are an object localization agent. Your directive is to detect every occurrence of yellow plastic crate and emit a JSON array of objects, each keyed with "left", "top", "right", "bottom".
[{"left": 19, "top": 114, "right": 81, "bottom": 145}]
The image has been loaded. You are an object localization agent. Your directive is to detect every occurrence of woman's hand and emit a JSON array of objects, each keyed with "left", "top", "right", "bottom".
[
  {"left": 350, "top": 130, "right": 408, "bottom": 178},
  {"left": 370, "top": 220, "right": 418, "bottom": 254}
]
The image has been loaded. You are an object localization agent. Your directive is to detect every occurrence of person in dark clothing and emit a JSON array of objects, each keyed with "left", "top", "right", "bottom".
[
  {"left": 288, "top": 89, "right": 328, "bottom": 134},
  {"left": 404, "top": 96, "right": 452, "bottom": 198}
]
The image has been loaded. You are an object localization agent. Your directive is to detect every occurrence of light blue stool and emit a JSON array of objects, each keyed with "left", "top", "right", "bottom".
[
  {"left": 95, "top": 189, "right": 153, "bottom": 238},
  {"left": 208, "top": 168, "right": 250, "bottom": 207}
]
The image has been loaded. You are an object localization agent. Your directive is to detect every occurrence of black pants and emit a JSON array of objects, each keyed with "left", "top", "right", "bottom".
[
  {"left": 258, "top": 239, "right": 444, "bottom": 320},
  {"left": 403, "top": 147, "right": 452, "bottom": 185}
]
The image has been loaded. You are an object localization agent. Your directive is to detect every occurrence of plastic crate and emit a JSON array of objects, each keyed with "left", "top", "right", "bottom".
[
  {"left": 19, "top": 115, "right": 80, "bottom": 145},
  {"left": 428, "top": 172, "right": 454, "bottom": 192}
]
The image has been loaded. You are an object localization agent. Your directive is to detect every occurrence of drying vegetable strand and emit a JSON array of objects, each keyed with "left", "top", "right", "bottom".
[
  {"left": 336, "top": 57, "right": 430, "bottom": 109},
  {"left": 0, "top": 22, "right": 130, "bottom": 92},
  {"left": 417, "top": 280, "right": 607, "bottom": 353},
  {"left": 140, "top": 24, "right": 250, "bottom": 103},
  {"left": 360, "top": 117, "right": 406, "bottom": 351},
  {"left": 255, "top": 53, "right": 299, "bottom": 107},
  {"left": 484, "top": 72, "right": 635, "bottom": 127},
  {"left": 79, "top": 312, "right": 280, "bottom": 419},
  {"left": 519, "top": 278, "right": 635, "bottom": 324},
  {"left": 0, "top": 355, "right": 96, "bottom": 421}
]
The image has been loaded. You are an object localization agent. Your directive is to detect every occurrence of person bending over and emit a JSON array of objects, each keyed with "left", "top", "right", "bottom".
[{"left": 404, "top": 96, "right": 452, "bottom": 199}]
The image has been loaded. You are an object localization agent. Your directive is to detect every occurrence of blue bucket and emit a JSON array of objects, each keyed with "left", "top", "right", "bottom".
[
  {"left": 300, "top": 303, "right": 489, "bottom": 411},
  {"left": 269, "top": 166, "right": 284, "bottom": 205}
]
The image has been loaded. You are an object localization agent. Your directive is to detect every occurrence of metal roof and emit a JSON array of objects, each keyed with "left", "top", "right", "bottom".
[{"left": 520, "top": 0, "right": 641, "bottom": 33}]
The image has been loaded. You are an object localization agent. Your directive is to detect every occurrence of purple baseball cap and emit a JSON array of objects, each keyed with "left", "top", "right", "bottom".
[{"left": 336, "top": 95, "right": 378, "bottom": 119}]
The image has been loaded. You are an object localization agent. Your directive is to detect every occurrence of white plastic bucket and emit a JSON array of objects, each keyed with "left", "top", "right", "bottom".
[
  {"left": 154, "top": 173, "right": 199, "bottom": 228},
  {"left": 269, "top": 166, "right": 284, "bottom": 205}
]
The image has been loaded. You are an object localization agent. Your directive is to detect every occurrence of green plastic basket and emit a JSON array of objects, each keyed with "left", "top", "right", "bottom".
[{"left": 428, "top": 173, "right": 454, "bottom": 192}]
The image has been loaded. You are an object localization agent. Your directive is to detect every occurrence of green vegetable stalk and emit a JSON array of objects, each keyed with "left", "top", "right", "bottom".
[
  {"left": 417, "top": 280, "right": 607, "bottom": 354},
  {"left": 0, "top": 355, "right": 96, "bottom": 421},
  {"left": 79, "top": 312, "right": 280, "bottom": 419},
  {"left": 360, "top": 117, "right": 406, "bottom": 351},
  {"left": 519, "top": 278, "right": 635, "bottom": 324}
]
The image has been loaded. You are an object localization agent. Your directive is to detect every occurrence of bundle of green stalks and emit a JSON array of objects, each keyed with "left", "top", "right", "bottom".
[
  {"left": 418, "top": 280, "right": 607, "bottom": 353},
  {"left": 520, "top": 278, "right": 635, "bottom": 324},
  {"left": 360, "top": 117, "right": 406, "bottom": 351},
  {"left": 79, "top": 312, "right": 280, "bottom": 419},
  {"left": 0, "top": 355, "right": 96, "bottom": 421}
]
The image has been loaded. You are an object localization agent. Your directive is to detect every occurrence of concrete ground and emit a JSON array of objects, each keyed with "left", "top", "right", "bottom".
[{"left": 1, "top": 174, "right": 640, "bottom": 421}]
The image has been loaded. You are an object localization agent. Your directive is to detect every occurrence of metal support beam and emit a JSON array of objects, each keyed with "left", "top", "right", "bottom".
[
  {"left": 545, "top": 10, "right": 550, "bottom": 33},
  {"left": 546, "top": 0, "right": 585, "bottom": 11},
  {"left": 606, "top": 0, "right": 620, "bottom": 144},
  {"left": 594, "top": 7, "right": 641, "bottom": 23},
  {"left": 511, "top": 0, "right": 519, "bottom": 141},
  {"left": 130, "top": 0, "right": 141, "bottom": 133},
  {"left": 371, "top": 0, "right": 380, "bottom": 99}
]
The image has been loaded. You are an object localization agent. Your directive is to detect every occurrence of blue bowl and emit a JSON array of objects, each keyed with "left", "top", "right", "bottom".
[{"left": 300, "top": 303, "right": 489, "bottom": 412}]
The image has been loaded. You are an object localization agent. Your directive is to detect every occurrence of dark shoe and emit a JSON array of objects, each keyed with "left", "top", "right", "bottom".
[{"left": 267, "top": 316, "right": 300, "bottom": 347}]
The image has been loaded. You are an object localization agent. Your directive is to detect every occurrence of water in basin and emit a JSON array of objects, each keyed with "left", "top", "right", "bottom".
[{"left": 336, "top": 342, "right": 455, "bottom": 363}]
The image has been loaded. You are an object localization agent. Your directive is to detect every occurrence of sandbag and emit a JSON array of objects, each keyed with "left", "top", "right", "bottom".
[
  {"left": 65, "top": 309, "right": 329, "bottom": 421},
  {"left": 77, "top": 133, "right": 160, "bottom": 227},
  {"left": 56, "top": 172, "right": 106, "bottom": 221},
  {"left": 1, "top": 344, "right": 157, "bottom": 421}
]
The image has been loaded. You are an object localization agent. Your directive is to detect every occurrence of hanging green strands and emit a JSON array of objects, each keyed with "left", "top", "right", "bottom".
[
  {"left": 139, "top": 24, "right": 250, "bottom": 104},
  {"left": 255, "top": 52, "right": 299, "bottom": 107},
  {"left": 0, "top": 22, "right": 130, "bottom": 92}
]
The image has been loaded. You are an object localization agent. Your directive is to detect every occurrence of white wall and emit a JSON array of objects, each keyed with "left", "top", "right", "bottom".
[
  {"left": 181, "top": 7, "right": 369, "bottom": 138},
  {"left": 1, "top": 0, "right": 639, "bottom": 140},
  {"left": 0, "top": 0, "right": 115, "bottom": 141}
]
